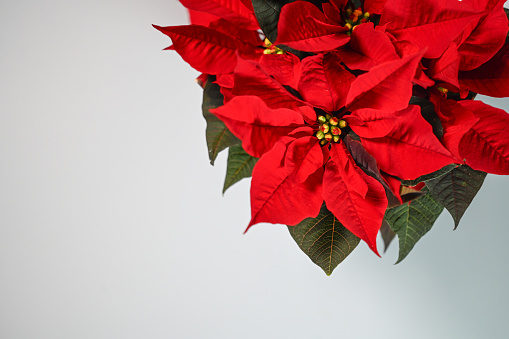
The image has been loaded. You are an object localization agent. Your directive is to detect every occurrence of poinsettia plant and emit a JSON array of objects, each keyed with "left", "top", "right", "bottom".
[{"left": 154, "top": 0, "right": 509, "bottom": 274}]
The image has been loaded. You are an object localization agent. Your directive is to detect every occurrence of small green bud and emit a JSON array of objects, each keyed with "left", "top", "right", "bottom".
[
  {"left": 329, "top": 117, "right": 339, "bottom": 126},
  {"left": 320, "top": 124, "right": 330, "bottom": 134},
  {"left": 324, "top": 133, "right": 333, "bottom": 142},
  {"left": 325, "top": 114, "right": 332, "bottom": 120},
  {"left": 333, "top": 135, "right": 340, "bottom": 143},
  {"left": 276, "top": 50, "right": 284, "bottom": 54},
  {"left": 339, "top": 120, "right": 347, "bottom": 128},
  {"left": 318, "top": 115, "right": 327, "bottom": 124},
  {"left": 316, "top": 130, "right": 325, "bottom": 139},
  {"left": 320, "top": 139, "right": 328, "bottom": 146}
]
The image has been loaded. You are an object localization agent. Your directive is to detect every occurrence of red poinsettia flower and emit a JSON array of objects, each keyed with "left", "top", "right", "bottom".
[
  {"left": 153, "top": 0, "right": 263, "bottom": 76},
  {"left": 274, "top": 0, "right": 389, "bottom": 52},
  {"left": 211, "top": 47, "right": 458, "bottom": 253},
  {"left": 379, "top": 0, "right": 508, "bottom": 92}
]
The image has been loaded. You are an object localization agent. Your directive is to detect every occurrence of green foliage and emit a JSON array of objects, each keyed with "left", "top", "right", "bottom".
[
  {"left": 202, "top": 77, "right": 239, "bottom": 165},
  {"left": 426, "top": 165, "right": 487, "bottom": 229},
  {"left": 251, "top": 0, "right": 294, "bottom": 43},
  {"left": 385, "top": 188, "right": 444, "bottom": 264},
  {"left": 288, "top": 204, "right": 360, "bottom": 275},
  {"left": 223, "top": 145, "right": 258, "bottom": 193},
  {"left": 400, "top": 164, "right": 457, "bottom": 187}
]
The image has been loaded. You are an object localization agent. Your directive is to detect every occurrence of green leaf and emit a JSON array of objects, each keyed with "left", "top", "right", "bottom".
[
  {"left": 425, "top": 165, "right": 487, "bottom": 229},
  {"left": 288, "top": 204, "right": 360, "bottom": 275},
  {"left": 385, "top": 188, "right": 444, "bottom": 264},
  {"left": 251, "top": 0, "right": 294, "bottom": 43},
  {"left": 380, "top": 220, "right": 396, "bottom": 253},
  {"left": 223, "top": 145, "right": 258, "bottom": 193},
  {"left": 202, "top": 77, "right": 240, "bottom": 165},
  {"left": 400, "top": 164, "right": 457, "bottom": 186}
]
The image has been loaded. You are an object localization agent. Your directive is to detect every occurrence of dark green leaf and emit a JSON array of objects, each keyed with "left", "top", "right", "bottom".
[
  {"left": 223, "top": 145, "right": 258, "bottom": 193},
  {"left": 251, "top": 0, "right": 294, "bottom": 43},
  {"left": 385, "top": 188, "right": 444, "bottom": 264},
  {"left": 288, "top": 204, "right": 360, "bottom": 275},
  {"left": 425, "top": 165, "right": 487, "bottom": 229},
  {"left": 400, "top": 164, "right": 457, "bottom": 186},
  {"left": 202, "top": 77, "right": 240, "bottom": 165},
  {"left": 380, "top": 220, "right": 396, "bottom": 253}
]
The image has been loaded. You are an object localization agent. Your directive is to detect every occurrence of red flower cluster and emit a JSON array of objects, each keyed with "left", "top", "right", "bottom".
[{"left": 155, "top": 0, "right": 509, "bottom": 258}]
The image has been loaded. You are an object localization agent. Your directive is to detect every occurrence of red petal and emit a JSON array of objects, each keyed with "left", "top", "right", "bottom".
[
  {"left": 331, "top": 143, "right": 368, "bottom": 198},
  {"left": 298, "top": 52, "right": 355, "bottom": 112},
  {"left": 259, "top": 53, "right": 301, "bottom": 89},
  {"left": 208, "top": 18, "right": 262, "bottom": 46},
  {"left": 188, "top": 9, "right": 220, "bottom": 26},
  {"left": 248, "top": 141, "right": 323, "bottom": 228},
  {"left": 232, "top": 57, "right": 308, "bottom": 110},
  {"left": 337, "top": 23, "right": 399, "bottom": 71},
  {"left": 364, "top": 0, "right": 389, "bottom": 14},
  {"left": 343, "top": 108, "right": 398, "bottom": 138},
  {"left": 380, "top": 0, "right": 483, "bottom": 58},
  {"left": 458, "top": 101, "right": 509, "bottom": 174},
  {"left": 457, "top": 8, "right": 508, "bottom": 71},
  {"left": 430, "top": 94, "right": 478, "bottom": 160},
  {"left": 428, "top": 42, "right": 460, "bottom": 89},
  {"left": 360, "top": 105, "right": 456, "bottom": 180},
  {"left": 323, "top": 155, "right": 387, "bottom": 255},
  {"left": 275, "top": 1, "right": 350, "bottom": 52},
  {"left": 285, "top": 136, "right": 323, "bottom": 183},
  {"left": 179, "top": 0, "right": 259, "bottom": 30},
  {"left": 346, "top": 49, "right": 424, "bottom": 112},
  {"left": 153, "top": 24, "right": 253, "bottom": 74},
  {"left": 211, "top": 96, "right": 304, "bottom": 157},
  {"left": 459, "top": 42, "right": 509, "bottom": 97}
]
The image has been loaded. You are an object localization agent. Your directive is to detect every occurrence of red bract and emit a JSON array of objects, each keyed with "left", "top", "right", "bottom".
[
  {"left": 432, "top": 94, "right": 509, "bottom": 175},
  {"left": 379, "top": 0, "right": 508, "bottom": 91},
  {"left": 212, "top": 95, "right": 388, "bottom": 254},
  {"left": 212, "top": 45, "right": 459, "bottom": 252},
  {"left": 153, "top": 0, "right": 262, "bottom": 75}
]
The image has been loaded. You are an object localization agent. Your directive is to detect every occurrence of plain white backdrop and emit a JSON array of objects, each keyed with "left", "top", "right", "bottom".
[{"left": 1, "top": 1, "right": 508, "bottom": 338}]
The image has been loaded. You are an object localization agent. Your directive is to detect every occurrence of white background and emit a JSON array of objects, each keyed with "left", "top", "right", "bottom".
[{"left": 1, "top": 1, "right": 508, "bottom": 338}]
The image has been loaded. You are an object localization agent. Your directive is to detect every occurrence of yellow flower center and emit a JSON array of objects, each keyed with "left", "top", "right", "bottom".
[
  {"left": 315, "top": 114, "right": 348, "bottom": 145},
  {"left": 263, "top": 38, "right": 285, "bottom": 55}
]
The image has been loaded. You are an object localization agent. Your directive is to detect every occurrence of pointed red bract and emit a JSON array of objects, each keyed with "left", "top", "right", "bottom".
[
  {"left": 259, "top": 53, "right": 301, "bottom": 89},
  {"left": 430, "top": 94, "right": 478, "bottom": 160},
  {"left": 380, "top": 0, "right": 483, "bottom": 58},
  {"left": 323, "top": 151, "right": 387, "bottom": 255},
  {"left": 298, "top": 52, "right": 354, "bottom": 112},
  {"left": 364, "top": 0, "right": 389, "bottom": 14},
  {"left": 343, "top": 108, "right": 398, "bottom": 138},
  {"left": 188, "top": 9, "right": 220, "bottom": 26},
  {"left": 346, "top": 49, "right": 424, "bottom": 112},
  {"left": 338, "top": 23, "right": 399, "bottom": 71},
  {"left": 275, "top": 1, "right": 350, "bottom": 52},
  {"left": 179, "top": 0, "right": 259, "bottom": 30},
  {"left": 459, "top": 43, "right": 509, "bottom": 97},
  {"left": 458, "top": 101, "right": 509, "bottom": 175},
  {"left": 360, "top": 106, "right": 456, "bottom": 180},
  {"left": 456, "top": 6, "right": 508, "bottom": 71},
  {"left": 428, "top": 42, "right": 460, "bottom": 89},
  {"left": 153, "top": 24, "right": 254, "bottom": 74},
  {"left": 211, "top": 96, "right": 304, "bottom": 157},
  {"left": 248, "top": 140, "right": 323, "bottom": 229},
  {"left": 233, "top": 57, "right": 308, "bottom": 110},
  {"left": 284, "top": 136, "right": 324, "bottom": 183}
]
